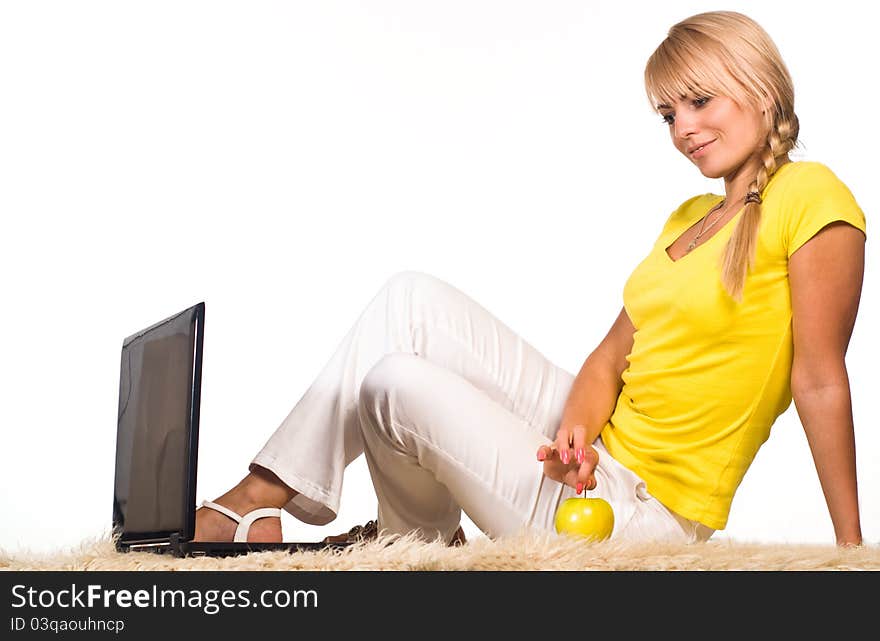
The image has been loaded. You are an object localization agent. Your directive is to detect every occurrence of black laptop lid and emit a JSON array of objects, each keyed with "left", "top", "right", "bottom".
[{"left": 113, "top": 303, "right": 205, "bottom": 546}]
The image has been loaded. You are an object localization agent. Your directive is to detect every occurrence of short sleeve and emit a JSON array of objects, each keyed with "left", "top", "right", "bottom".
[{"left": 782, "top": 162, "right": 867, "bottom": 258}]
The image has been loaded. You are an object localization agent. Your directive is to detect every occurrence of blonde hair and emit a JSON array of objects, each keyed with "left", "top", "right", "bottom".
[{"left": 644, "top": 11, "right": 800, "bottom": 302}]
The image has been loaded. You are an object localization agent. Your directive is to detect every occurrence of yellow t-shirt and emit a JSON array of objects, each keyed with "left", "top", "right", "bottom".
[{"left": 599, "top": 161, "right": 867, "bottom": 530}]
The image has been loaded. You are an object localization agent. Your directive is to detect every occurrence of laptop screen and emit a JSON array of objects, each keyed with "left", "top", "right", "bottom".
[{"left": 113, "top": 303, "right": 204, "bottom": 545}]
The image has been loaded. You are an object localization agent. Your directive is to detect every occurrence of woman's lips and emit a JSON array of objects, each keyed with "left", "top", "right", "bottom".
[{"left": 690, "top": 140, "right": 715, "bottom": 158}]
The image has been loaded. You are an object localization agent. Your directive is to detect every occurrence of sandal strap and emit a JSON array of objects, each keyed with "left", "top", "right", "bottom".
[
  {"left": 201, "top": 500, "right": 242, "bottom": 523},
  {"left": 200, "top": 500, "right": 282, "bottom": 543},
  {"left": 322, "top": 520, "right": 465, "bottom": 546},
  {"left": 349, "top": 520, "right": 377, "bottom": 537},
  {"left": 323, "top": 519, "right": 379, "bottom": 544},
  {"left": 233, "top": 507, "right": 282, "bottom": 543}
]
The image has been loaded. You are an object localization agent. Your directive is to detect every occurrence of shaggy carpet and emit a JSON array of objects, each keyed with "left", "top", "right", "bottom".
[{"left": 3, "top": 532, "right": 878, "bottom": 571}]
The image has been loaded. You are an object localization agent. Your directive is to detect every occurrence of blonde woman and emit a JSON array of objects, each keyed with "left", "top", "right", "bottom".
[{"left": 195, "top": 11, "right": 865, "bottom": 548}]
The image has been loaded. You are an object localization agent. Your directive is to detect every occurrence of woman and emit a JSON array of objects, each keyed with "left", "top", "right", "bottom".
[{"left": 195, "top": 11, "right": 866, "bottom": 547}]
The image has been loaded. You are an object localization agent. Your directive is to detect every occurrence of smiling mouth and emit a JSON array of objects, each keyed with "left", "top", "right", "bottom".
[{"left": 689, "top": 140, "right": 715, "bottom": 154}]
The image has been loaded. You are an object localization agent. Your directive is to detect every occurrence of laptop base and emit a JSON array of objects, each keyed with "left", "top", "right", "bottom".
[{"left": 117, "top": 533, "right": 352, "bottom": 558}]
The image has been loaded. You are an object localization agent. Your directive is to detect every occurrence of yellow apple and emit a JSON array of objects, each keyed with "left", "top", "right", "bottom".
[{"left": 554, "top": 496, "right": 614, "bottom": 541}]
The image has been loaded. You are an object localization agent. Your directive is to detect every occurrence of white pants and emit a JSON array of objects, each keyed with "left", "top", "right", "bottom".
[{"left": 251, "top": 271, "right": 713, "bottom": 544}]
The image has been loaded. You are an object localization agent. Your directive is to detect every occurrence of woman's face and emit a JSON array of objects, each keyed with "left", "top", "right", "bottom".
[{"left": 658, "top": 94, "right": 767, "bottom": 180}]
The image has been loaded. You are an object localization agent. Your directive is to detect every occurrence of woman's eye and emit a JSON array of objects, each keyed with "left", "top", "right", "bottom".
[{"left": 660, "top": 97, "right": 710, "bottom": 125}]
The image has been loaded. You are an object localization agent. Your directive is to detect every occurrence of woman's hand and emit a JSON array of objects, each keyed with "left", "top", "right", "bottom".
[{"left": 536, "top": 424, "right": 599, "bottom": 494}]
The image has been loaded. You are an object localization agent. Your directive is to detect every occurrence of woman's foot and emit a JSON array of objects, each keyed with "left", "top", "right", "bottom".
[
  {"left": 194, "top": 500, "right": 283, "bottom": 543},
  {"left": 193, "top": 466, "right": 297, "bottom": 543}
]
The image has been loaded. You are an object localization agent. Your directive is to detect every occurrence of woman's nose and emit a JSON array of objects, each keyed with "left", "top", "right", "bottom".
[{"left": 673, "top": 111, "right": 700, "bottom": 139}]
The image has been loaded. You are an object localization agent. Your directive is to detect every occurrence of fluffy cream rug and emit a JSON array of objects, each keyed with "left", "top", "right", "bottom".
[{"left": 3, "top": 532, "right": 878, "bottom": 571}]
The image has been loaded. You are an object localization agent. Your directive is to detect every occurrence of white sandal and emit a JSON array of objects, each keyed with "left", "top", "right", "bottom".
[{"left": 199, "top": 500, "right": 282, "bottom": 542}]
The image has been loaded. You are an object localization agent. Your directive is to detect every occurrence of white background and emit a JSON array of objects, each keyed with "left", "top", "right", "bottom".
[{"left": 1, "top": 1, "right": 876, "bottom": 555}]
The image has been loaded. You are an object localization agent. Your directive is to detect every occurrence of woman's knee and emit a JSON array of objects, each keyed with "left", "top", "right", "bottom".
[
  {"left": 380, "top": 269, "right": 454, "bottom": 306},
  {"left": 358, "top": 353, "right": 425, "bottom": 417},
  {"left": 356, "top": 353, "right": 430, "bottom": 448}
]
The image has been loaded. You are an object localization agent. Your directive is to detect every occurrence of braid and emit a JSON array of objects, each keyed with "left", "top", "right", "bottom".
[{"left": 719, "top": 112, "right": 799, "bottom": 302}]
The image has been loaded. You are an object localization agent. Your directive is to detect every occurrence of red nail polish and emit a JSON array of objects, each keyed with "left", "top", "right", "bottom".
[
  {"left": 576, "top": 482, "right": 583, "bottom": 494},
  {"left": 538, "top": 451, "right": 546, "bottom": 461},
  {"left": 576, "top": 448, "right": 585, "bottom": 464}
]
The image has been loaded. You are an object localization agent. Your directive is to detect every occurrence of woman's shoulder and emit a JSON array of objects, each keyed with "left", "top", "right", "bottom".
[
  {"left": 768, "top": 159, "right": 853, "bottom": 195},
  {"left": 664, "top": 192, "right": 721, "bottom": 228},
  {"left": 764, "top": 160, "right": 864, "bottom": 226},
  {"left": 765, "top": 159, "right": 866, "bottom": 254}
]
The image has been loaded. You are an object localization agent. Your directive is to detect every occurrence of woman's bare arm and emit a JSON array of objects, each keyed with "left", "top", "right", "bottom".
[
  {"left": 537, "top": 306, "right": 635, "bottom": 491},
  {"left": 789, "top": 221, "right": 866, "bottom": 546}
]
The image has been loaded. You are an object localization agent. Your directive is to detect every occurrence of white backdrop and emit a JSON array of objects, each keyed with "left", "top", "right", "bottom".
[{"left": 1, "top": 1, "right": 876, "bottom": 554}]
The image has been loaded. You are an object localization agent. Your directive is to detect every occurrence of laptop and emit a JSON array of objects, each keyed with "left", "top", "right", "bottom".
[{"left": 113, "top": 302, "right": 351, "bottom": 557}]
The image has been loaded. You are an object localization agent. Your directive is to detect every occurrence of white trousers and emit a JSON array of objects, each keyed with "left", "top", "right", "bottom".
[{"left": 251, "top": 271, "right": 713, "bottom": 544}]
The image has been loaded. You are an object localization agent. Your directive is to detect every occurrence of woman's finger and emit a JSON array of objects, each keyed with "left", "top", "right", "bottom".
[
  {"left": 555, "top": 428, "right": 572, "bottom": 465},
  {"left": 576, "top": 447, "right": 600, "bottom": 490},
  {"left": 570, "top": 424, "right": 588, "bottom": 465},
  {"left": 563, "top": 468, "right": 581, "bottom": 492},
  {"left": 576, "top": 467, "right": 597, "bottom": 492},
  {"left": 540, "top": 447, "right": 575, "bottom": 486},
  {"left": 536, "top": 444, "right": 555, "bottom": 462}
]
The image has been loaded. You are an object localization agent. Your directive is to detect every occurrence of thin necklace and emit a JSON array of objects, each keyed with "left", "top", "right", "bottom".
[{"left": 686, "top": 197, "right": 740, "bottom": 253}]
